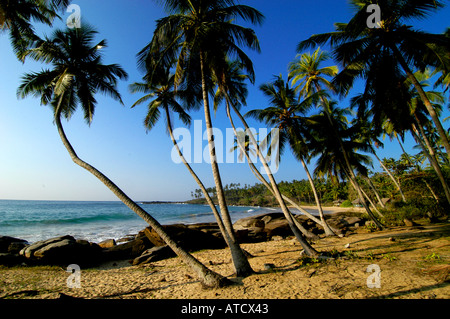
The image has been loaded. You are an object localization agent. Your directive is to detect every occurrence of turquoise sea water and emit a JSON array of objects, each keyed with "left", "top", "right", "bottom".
[{"left": 0, "top": 200, "right": 267, "bottom": 244}]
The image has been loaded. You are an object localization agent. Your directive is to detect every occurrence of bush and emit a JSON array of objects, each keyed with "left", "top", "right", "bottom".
[
  {"left": 341, "top": 200, "right": 353, "bottom": 208},
  {"left": 381, "top": 198, "right": 449, "bottom": 226}
]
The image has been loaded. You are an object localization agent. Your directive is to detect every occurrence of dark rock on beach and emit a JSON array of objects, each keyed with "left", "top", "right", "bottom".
[
  {"left": 0, "top": 236, "right": 28, "bottom": 254},
  {"left": 19, "top": 235, "right": 102, "bottom": 267},
  {"left": 131, "top": 245, "right": 176, "bottom": 265},
  {"left": 142, "top": 224, "right": 227, "bottom": 252},
  {"left": 101, "top": 232, "right": 154, "bottom": 261}
]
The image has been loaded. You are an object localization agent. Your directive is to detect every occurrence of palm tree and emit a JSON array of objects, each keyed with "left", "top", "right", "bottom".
[
  {"left": 214, "top": 60, "right": 320, "bottom": 253},
  {"left": 17, "top": 25, "right": 228, "bottom": 288},
  {"left": 130, "top": 72, "right": 254, "bottom": 277},
  {"left": 289, "top": 48, "right": 384, "bottom": 229},
  {"left": 298, "top": 0, "right": 450, "bottom": 160},
  {"left": 354, "top": 113, "right": 407, "bottom": 202},
  {"left": 308, "top": 104, "right": 381, "bottom": 216},
  {"left": 246, "top": 75, "right": 336, "bottom": 236},
  {"left": 0, "top": 0, "right": 69, "bottom": 59},
  {"left": 138, "top": 0, "right": 265, "bottom": 271}
]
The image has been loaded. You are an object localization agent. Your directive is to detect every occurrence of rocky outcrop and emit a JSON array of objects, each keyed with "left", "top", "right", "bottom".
[
  {"left": 19, "top": 235, "right": 102, "bottom": 267},
  {"left": 0, "top": 236, "right": 29, "bottom": 266},
  {"left": 101, "top": 232, "right": 153, "bottom": 261},
  {"left": 142, "top": 224, "right": 227, "bottom": 252}
]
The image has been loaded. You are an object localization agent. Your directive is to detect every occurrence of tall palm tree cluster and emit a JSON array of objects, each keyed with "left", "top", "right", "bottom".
[{"left": 3, "top": 0, "right": 449, "bottom": 288}]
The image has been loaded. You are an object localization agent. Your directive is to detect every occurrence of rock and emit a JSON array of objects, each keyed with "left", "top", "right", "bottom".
[
  {"left": 142, "top": 224, "right": 226, "bottom": 252},
  {"left": 117, "top": 235, "right": 136, "bottom": 244},
  {"left": 0, "top": 253, "right": 25, "bottom": 267},
  {"left": 0, "top": 236, "right": 28, "bottom": 254},
  {"left": 343, "top": 217, "right": 364, "bottom": 226},
  {"left": 98, "top": 239, "right": 116, "bottom": 248},
  {"left": 19, "top": 235, "right": 101, "bottom": 267},
  {"left": 233, "top": 213, "right": 293, "bottom": 243},
  {"left": 234, "top": 217, "right": 265, "bottom": 231},
  {"left": 131, "top": 246, "right": 176, "bottom": 265},
  {"left": 102, "top": 233, "right": 154, "bottom": 261},
  {"left": 264, "top": 219, "right": 291, "bottom": 238},
  {"left": 404, "top": 219, "right": 415, "bottom": 227},
  {"left": 20, "top": 235, "right": 74, "bottom": 259}
]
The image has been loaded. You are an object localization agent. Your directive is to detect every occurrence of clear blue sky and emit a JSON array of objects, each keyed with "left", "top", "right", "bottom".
[{"left": 0, "top": 0, "right": 449, "bottom": 201}]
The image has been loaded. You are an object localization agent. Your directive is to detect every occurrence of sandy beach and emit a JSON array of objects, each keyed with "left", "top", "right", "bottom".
[{"left": 0, "top": 217, "right": 448, "bottom": 300}]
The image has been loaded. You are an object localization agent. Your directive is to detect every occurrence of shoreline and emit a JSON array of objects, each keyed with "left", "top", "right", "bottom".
[{"left": 1, "top": 221, "right": 448, "bottom": 299}]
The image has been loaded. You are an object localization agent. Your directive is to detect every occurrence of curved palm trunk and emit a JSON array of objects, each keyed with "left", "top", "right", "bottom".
[
  {"left": 363, "top": 176, "right": 386, "bottom": 208},
  {"left": 225, "top": 101, "right": 319, "bottom": 239},
  {"left": 55, "top": 109, "right": 228, "bottom": 288},
  {"left": 228, "top": 102, "right": 319, "bottom": 256},
  {"left": 165, "top": 107, "right": 254, "bottom": 277},
  {"left": 199, "top": 53, "right": 235, "bottom": 238},
  {"left": 199, "top": 53, "right": 254, "bottom": 276},
  {"left": 298, "top": 156, "right": 336, "bottom": 236},
  {"left": 392, "top": 45, "right": 450, "bottom": 160},
  {"left": 373, "top": 150, "right": 407, "bottom": 202},
  {"left": 359, "top": 182, "right": 385, "bottom": 218},
  {"left": 411, "top": 123, "right": 450, "bottom": 204}
]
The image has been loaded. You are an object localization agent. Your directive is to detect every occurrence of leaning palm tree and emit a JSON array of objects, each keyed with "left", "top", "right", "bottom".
[
  {"left": 138, "top": 0, "right": 267, "bottom": 273},
  {"left": 246, "top": 75, "right": 336, "bottom": 236},
  {"left": 298, "top": 0, "right": 450, "bottom": 160},
  {"left": 213, "top": 59, "right": 320, "bottom": 254},
  {"left": 17, "top": 25, "right": 228, "bottom": 288},
  {"left": 308, "top": 104, "right": 380, "bottom": 217},
  {"left": 0, "top": 0, "right": 69, "bottom": 59},
  {"left": 289, "top": 48, "right": 384, "bottom": 229},
  {"left": 130, "top": 72, "right": 254, "bottom": 277}
]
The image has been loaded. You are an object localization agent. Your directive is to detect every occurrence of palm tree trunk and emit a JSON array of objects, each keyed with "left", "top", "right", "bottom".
[
  {"left": 392, "top": 44, "right": 450, "bottom": 160},
  {"left": 54, "top": 108, "right": 228, "bottom": 288},
  {"left": 364, "top": 176, "right": 385, "bottom": 208},
  {"left": 199, "top": 52, "right": 237, "bottom": 242},
  {"left": 225, "top": 101, "right": 319, "bottom": 239},
  {"left": 315, "top": 84, "right": 384, "bottom": 230},
  {"left": 373, "top": 150, "right": 407, "bottom": 202},
  {"left": 359, "top": 182, "right": 384, "bottom": 218},
  {"left": 228, "top": 102, "right": 319, "bottom": 256},
  {"left": 299, "top": 156, "right": 336, "bottom": 236},
  {"left": 165, "top": 107, "right": 254, "bottom": 277},
  {"left": 411, "top": 123, "right": 450, "bottom": 204}
]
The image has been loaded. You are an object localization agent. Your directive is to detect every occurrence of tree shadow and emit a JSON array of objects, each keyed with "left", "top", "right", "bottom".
[{"left": 369, "top": 281, "right": 450, "bottom": 299}]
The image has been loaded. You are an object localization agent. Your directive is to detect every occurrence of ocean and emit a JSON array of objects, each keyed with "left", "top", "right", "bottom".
[{"left": 0, "top": 200, "right": 274, "bottom": 244}]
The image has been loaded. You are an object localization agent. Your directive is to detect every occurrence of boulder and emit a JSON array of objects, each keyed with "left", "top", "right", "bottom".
[
  {"left": 142, "top": 224, "right": 227, "bottom": 252},
  {"left": 404, "top": 218, "right": 417, "bottom": 227},
  {"left": 20, "top": 235, "right": 74, "bottom": 259},
  {"left": 102, "top": 233, "right": 154, "bottom": 261},
  {"left": 19, "top": 235, "right": 101, "bottom": 267},
  {"left": 264, "top": 219, "right": 291, "bottom": 238},
  {"left": 0, "top": 236, "right": 28, "bottom": 254},
  {"left": 233, "top": 213, "right": 293, "bottom": 243},
  {"left": 131, "top": 246, "right": 176, "bottom": 266},
  {"left": 98, "top": 239, "right": 116, "bottom": 248}
]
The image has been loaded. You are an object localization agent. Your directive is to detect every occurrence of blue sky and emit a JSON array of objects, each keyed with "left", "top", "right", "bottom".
[{"left": 0, "top": 0, "right": 449, "bottom": 201}]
